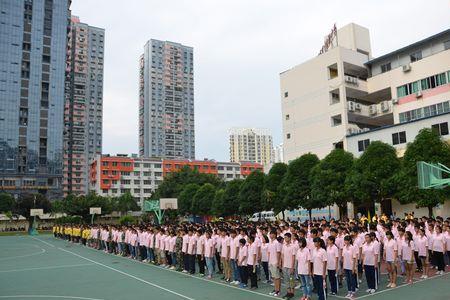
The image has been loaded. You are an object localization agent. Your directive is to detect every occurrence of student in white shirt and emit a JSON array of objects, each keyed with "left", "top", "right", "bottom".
[
  {"left": 415, "top": 227, "right": 429, "bottom": 278},
  {"left": 361, "top": 234, "right": 378, "bottom": 294},
  {"left": 326, "top": 236, "right": 339, "bottom": 295},
  {"left": 342, "top": 235, "right": 357, "bottom": 299},
  {"left": 432, "top": 225, "right": 446, "bottom": 275},
  {"left": 312, "top": 237, "right": 327, "bottom": 300},
  {"left": 383, "top": 231, "right": 398, "bottom": 288},
  {"left": 296, "top": 237, "right": 312, "bottom": 300},
  {"left": 402, "top": 231, "right": 415, "bottom": 284}
]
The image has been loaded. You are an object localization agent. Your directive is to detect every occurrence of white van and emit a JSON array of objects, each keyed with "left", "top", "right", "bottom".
[{"left": 249, "top": 211, "right": 276, "bottom": 222}]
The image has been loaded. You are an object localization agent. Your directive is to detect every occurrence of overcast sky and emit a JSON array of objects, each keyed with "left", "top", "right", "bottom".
[{"left": 71, "top": 0, "right": 450, "bottom": 162}]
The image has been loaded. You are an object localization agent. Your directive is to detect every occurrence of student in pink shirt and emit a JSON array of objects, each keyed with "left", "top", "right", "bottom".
[
  {"left": 260, "top": 235, "right": 270, "bottom": 283},
  {"left": 415, "top": 227, "right": 429, "bottom": 279},
  {"left": 238, "top": 238, "right": 248, "bottom": 288},
  {"left": 247, "top": 235, "right": 258, "bottom": 289},
  {"left": 220, "top": 230, "right": 232, "bottom": 282},
  {"left": 268, "top": 230, "right": 282, "bottom": 297},
  {"left": 326, "top": 236, "right": 339, "bottom": 295},
  {"left": 431, "top": 225, "right": 446, "bottom": 275},
  {"left": 383, "top": 231, "right": 398, "bottom": 287},
  {"left": 187, "top": 229, "right": 197, "bottom": 274},
  {"left": 362, "top": 233, "right": 378, "bottom": 293},
  {"left": 195, "top": 229, "right": 206, "bottom": 276},
  {"left": 402, "top": 231, "right": 415, "bottom": 284},
  {"left": 296, "top": 237, "right": 312, "bottom": 300},
  {"left": 342, "top": 235, "right": 357, "bottom": 299},
  {"left": 204, "top": 231, "right": 215, "bottom": 279},
  {"left": 281, "top": 233, "right": 296, "bottom": 299},
  {"left": 312, "top": 237, "right": 327, "bottom": 300},
  {"left": 181, "top": 229, "right": 189, "bottom": 272}
]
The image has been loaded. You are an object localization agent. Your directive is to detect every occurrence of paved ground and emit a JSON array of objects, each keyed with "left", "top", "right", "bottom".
[{"left": 0, "top": 235, "right": 449, "bottom": 300}]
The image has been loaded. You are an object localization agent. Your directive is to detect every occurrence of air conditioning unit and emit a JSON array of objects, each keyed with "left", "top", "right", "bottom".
[
  {"left": 369, "top": 104, "right": 378, "bottom": 115},
  {"left": 345, "top": 75, "right": 358, "bottom": 84},
  {"left": 355, "top": 103, "right": 362, "bottom": 111},
  {"left": 392, "top": 98, "right": 399, "bottom": 105},
  {"left": 347, "top": 127, "right": 360, "bottom": 135},
  {"left": 381, "top": 101, "right": 390, "bottom": 112},
  {"left": 348, "top": 101, "right": 355, "bottom": 112},
  {"left": 403, "top": 64, "right": 411, "bottom": 72},
  {"left": 416, "top": 91, "right": 423, "bottom": 98}
]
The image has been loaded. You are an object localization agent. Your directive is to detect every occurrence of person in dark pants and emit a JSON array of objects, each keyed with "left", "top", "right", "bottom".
[
  {"left": 237, "top": 238, "right": 248, "bottom": 288},
  {"left": 312, "top": 238, "right": 328, "bottom": 300},
  {"left": 196, "top": 230, "right": 206, "bottom": 276},
  {"left": 327, "top": 236, "right": 339, "bottom": 295},
  {"left": 247, "top": 236, "right": 258, "bottom": 289},
  {"left": 362, "top": 234, "right": 378, "bottom": 294}
]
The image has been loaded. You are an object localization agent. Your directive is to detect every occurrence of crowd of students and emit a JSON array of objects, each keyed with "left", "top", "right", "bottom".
[{"left": 53, "top": 215, "right": 449, "bottom": 300}]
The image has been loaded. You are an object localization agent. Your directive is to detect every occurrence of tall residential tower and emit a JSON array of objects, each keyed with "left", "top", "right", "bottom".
[
  {"left": 229, "top": 127, "right": 274, "bottom": 165},
  {"left": 0, "top": 0, "right": 71, "bottom": 199},
  {"left": 63, "top": 16, "right": 104, "bottom": 196},
  {"left": 139, "top": 40, "right": 195, "bottom": 159}
]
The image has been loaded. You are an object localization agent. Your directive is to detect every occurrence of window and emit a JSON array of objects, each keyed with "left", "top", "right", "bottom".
[
  {"left": 121, "top": 171, "right": 130, "bottom": 176},
  {"left": 445, "top": 40, "right": 450, "bottom": 50},
  {"left": 397, "top": 81, "right": 419, "bottom": 97},
  {"left": 330, "top": 91, "right": 340, "bottom": 104},
  {"left": 392, "top": 131, "right": 407, "bottom": 145},
  {"left": 134, "top": 180, "right": 140, "bottom": 184},
  {"left": 432, "top": 122, "right": 449, "bottom": 136},
  {"left": 381, "top": 62, "right": 391, "bottom": 73},
  {"left": 420, "top": 73, "right": 447, "bottom": 90},
  {"left": 358, "top": 139, "right": 370, "bottom": 152},
  {"left": 286, "top": 133, "right": 291, "bottom": 139},
  {"left": 399, "top": 100, "right": 450, "bottom": 123},
  {"left": 410, "top": 50, "right": 422, "bottom": 62},
  {"left": 328, "top": 64, "right": 338, "bottom": 79},
  {"left": 284, "top": 91, "right": 288, "bottom": 98},
  {"left": 331, "top": 114, "right": 342, "bottom": 127},
  {"left": 134, "top": 163, "right": 140, "bottom": 167},
  {"left": 285, "top": 114, "right": 290, "bottom": 120}
]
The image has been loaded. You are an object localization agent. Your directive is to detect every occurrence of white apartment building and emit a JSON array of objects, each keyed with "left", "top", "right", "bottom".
[
  {"left": 273, "top": 143, "right": 284, "bottom": 163},
  {"left": 281, "top": 24, "right": 450, "bottom": 164},
  {"left": 229, "top": 127, "right": 274, "bottom": 165}
]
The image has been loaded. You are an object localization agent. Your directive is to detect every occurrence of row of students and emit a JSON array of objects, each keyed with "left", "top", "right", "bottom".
[{"left": 53, "top": 216, "right": 449, "bottom": 300}]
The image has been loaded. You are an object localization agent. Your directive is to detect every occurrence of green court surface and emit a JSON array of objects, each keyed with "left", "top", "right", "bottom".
[{"left": 0, "top": 235, "right": 448, "bottom": 300}]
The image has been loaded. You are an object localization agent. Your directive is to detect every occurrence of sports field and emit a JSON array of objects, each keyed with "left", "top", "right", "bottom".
[{"left": 0, "top": 235, "right": 448, "bottom": 300}]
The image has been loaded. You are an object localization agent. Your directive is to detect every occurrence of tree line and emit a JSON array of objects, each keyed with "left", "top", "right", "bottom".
[
  {"left": 0, "top": 128, "right": 449, "bottom": 220},
  {"left": 153, "top": 128, "right": 450, "bottom": 218}
]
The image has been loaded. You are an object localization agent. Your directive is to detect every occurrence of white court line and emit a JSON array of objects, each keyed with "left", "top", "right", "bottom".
[
  {"left": 354, "top": 272, "right": 449, "bottom": 299},
  {"left": 58, "top": 247, "right": 195, "bottom": 300},
  {"left": 0, "top": 247, "right": 45, "bottom": 261},
  {"left": 0, "top": 295, "right": 103, "bottom": 300},
  {"left": 31, "top": 236, "right": 56, "bottom": 247},
  {"left": 0, "top": 263, "right": 93, "bottom": 273},
  {"left": 79, "top": 242, "right": 280, "bottom": 299}
]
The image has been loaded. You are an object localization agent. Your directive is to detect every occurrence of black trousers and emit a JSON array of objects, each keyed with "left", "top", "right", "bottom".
[
  {"left": 239, "top": 266, "right": 248, "bottom": 284},
  {"left": 188, "top": 254, "right": 196, "bottom": 274},
  {"left": 183, "top": 253, "right": 189, "bottom": 271},
  {"left": 414, "top": 251, "right": 423, "bottom": 270},
  {"left": 434, "top": 251, "right": 445, "bottom": 271},
  {"left": 197, "top": 254, "right": 205, "bottom": 274},
  {"left": 364, "top": 265, "right": 376, "bottom": 290},
  {"left": 247, "top": 265, "right": 257, "bottom": 287},
  {"left": 328, "top": 269, "right": 338, "bottom": 293},
  {"left": 215, "top": 251, "right": 223, "bottom": 272}
]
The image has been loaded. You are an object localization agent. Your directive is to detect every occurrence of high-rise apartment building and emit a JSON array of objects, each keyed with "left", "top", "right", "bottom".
[
  {"left": 139, "top": 40, "right": 195, "bottom": 159},
  {"left": 0, "top": 0, "right": 71, "bottom": 199},
  {"left": 229, "top": 127, "right": 273, "bottom": 165},
  {"left": 63, "top": 16, "right": 104, "bottom": 196}
]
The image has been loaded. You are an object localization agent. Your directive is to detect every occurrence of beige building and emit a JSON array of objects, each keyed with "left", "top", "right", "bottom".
[
  {"left": 281, "top": 23, "right": 450, "bottom": 217},
  {"left": 229, "top": 127, "right": 273, "bottom": 165},
  {"left": 281, "top": 23, "right": 450, "bottom": 164}
]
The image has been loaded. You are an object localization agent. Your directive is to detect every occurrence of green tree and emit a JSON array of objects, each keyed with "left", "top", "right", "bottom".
[
  {"left": 222, "top": 179, "right": 243, "bottom": 216},
  {"left": 346, "top": 141, "right": 400, "bottom": 214},
  {"left": 281, "top": 153, "right": 320, "bottom": 220},
  {"left": 393, "top": 128, "right": 450, "bottom": 217},
  {"left": 178, "top": 183, "right": 200, "bottom": 215},
  {"left": 211, "top": 188, "right": 225, "bottom": 216},
  {"left": 311, "top": 149, "right": 354, "bottom": 219},
  {"left": 262, "top": 163, "right": 288, "bottom": 215},
  {"left": 191, "top": 183, "right": 216, "bottom": 215},
  {"left": 0, "top": 193, "right": 16, "bottom": 213},
  {"left": 239, "top": 171, "right": 265, "bottom": 215},
  {"left": 115, "top": 192, "right": 139, "bottom": 215},
  {"left": 152, "top": 166, "right": 222, "bottom": 199},
  {"left": 15, "top": 193, "right": 51, "bottom": 221}
]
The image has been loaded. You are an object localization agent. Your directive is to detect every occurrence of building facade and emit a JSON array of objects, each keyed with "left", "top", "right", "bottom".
[
  {"left": 89, "top": 155, "right": 263, "bottom": 207},
  {"left": 139, "top": 40, "right": 195, "bottom": 160},
  {"left": 281, "top": 23, "right": 375, "bottom": 162},
  {"left": 346, "top": 29, "right": 450, "bottom": 158},
  {"left": 0, "top": 0, "right": 71, "bottom": 199},
  {"left": 63, "top": 16, "right": 104, "bottom": 196},
  {"left": 229, "top": 127, "right": 273, "bottom": 165}
]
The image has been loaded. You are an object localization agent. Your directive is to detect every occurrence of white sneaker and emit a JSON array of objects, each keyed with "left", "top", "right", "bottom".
[
  {"left": 423, "top": 275, "right": 428, "bottom": 279},
  {"left": 369, "top": 289, "right": 376, "bottom": 294},
  {"left": 366, "top": 289, "right": 371, "bottom": 293}
]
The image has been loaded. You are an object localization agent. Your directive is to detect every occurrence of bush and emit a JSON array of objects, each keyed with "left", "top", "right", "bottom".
[
  {"left": 118, "top": 215, "right": 137, "bottom": 226},
  {"left": 54, "top": 216, "right": 83, "bottom": 224}
]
